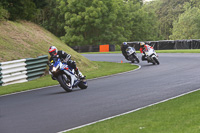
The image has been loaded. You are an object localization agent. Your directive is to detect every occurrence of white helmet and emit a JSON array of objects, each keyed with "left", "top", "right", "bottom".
[
  {"left": 48, "top": 46, "right": 58, "bottom": 56},
  {"left": 140, "top": 42, "right": 145, "bottom": 47}
]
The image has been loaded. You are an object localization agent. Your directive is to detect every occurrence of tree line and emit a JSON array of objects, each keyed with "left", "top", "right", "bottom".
[{"left": 0, "top": 0, "right": 200, "bottom": 46}]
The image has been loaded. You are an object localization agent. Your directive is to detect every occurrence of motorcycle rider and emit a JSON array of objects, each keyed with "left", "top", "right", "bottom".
[
  {"left": 48, "top": 46, "right": 85, "bottom": 80},
  {"left": 139, "top": 42, "right": 154, "bottom": 61},
  {"left": 121, "top": 42, "right": 129, "bottom": 60}
]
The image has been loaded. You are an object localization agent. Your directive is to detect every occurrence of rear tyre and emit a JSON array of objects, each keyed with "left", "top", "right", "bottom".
[
  {"left": 153, "top": 57, "right": 160, "bottom": 65},
  {"left": 57, "top": 74, "right": 72, "bottom": 92}
]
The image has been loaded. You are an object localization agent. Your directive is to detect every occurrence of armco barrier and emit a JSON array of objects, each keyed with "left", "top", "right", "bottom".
[
  {"left": 0, "top": 55, "right": 48, "bottom": 86},
  {"left": 25, "top": 55, "right": 48, "bottom": 81}
]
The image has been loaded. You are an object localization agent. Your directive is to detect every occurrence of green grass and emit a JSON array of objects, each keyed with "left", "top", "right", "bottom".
[
  {"left": 85, "top": 61, "right": 138, "bottom": 79},
  {"left": 66, "top": 90, "right": 200, "bottom": 133},
  {"left": 82, "top": 49, "right": 200, "bottom": 54},
  {"left": 0, "top": 21, "right": 96, "bottom": 72},
  {"left": 0, "top": 61, "right": 138, "bottom": 96}
]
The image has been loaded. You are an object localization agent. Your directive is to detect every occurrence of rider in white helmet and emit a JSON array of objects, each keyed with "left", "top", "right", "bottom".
[{"left": 139, "top": 42, "right": 154, "bottom": 61}]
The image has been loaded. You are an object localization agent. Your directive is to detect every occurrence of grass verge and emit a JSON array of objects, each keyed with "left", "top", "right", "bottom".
[
  {"left": 66, "top": 90, "right": 200, "bottom": 133},
  {"left": 0, "top": 61, "right": 138, "bottom": 96},
  {"left": 82, "top": 49, "right": 200, "bottom": 54}
]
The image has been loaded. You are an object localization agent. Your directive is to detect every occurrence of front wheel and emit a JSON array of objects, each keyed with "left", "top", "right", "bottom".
[
  {"left": 78, "top": 80, "right": 88, "bottom": 89},
  {"left": 135, "top": 57, "right": 140, "bottom": 63},
  {"left": 57, "top": 74, "right": 72, "bottom": 92},
  {"left": 153, "top": 57, "right": 160, "bottom": 65}
]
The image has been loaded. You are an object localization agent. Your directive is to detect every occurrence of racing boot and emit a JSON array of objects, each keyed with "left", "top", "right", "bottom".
[
  {"left": 141, "top": 54, "right": 147, "bottom": 61},
  {"left": 75, "top": 68, "right": 85, "bottom": 79}
]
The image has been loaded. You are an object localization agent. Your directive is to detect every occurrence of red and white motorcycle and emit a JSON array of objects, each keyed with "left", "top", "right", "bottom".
[{"left": 143, "top": 46, "right": 159, "bottom": 65}]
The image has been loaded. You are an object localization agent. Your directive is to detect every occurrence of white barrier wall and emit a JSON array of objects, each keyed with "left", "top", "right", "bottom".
[{"left": 0, "top": 55, "right": 48, "bottom": 86}]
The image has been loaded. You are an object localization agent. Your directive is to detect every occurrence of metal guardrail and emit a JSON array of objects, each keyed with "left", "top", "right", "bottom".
[{"left": 0, "top": 55, "right": 48, "bottom": 86}]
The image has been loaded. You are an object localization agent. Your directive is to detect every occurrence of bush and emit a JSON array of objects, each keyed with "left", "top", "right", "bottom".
[
  {"left": 115, "top": 44, "right": 121, "bottom": 51},
  {"left": 1, "top": 0, "right": 36, "bottom": 21},
  {"left": 0, "top": 5, "right": 9, "bottom": 20}
]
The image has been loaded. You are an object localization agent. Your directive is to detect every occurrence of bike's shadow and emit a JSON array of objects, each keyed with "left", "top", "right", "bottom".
[{"left": 47, "top": 88, "right": 84, "bottom": 95}]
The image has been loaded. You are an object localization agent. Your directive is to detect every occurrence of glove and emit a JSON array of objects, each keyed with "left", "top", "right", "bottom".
[
  {"left": 48, "top": 60, "right": 54, "bottom": 66},
  {"left": 63, "top": 54, "right": 71, "bottom": 62}
]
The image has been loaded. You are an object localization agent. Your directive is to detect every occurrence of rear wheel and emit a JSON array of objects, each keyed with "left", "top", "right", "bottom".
[
  {"left": 57, "top": 74, "right": 72, "bottom": 92},
  {"left": 153, "top": 57, "right": 160, "bottom": 65}
]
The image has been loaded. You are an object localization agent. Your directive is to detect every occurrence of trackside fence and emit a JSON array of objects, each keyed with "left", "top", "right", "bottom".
[
  {"left": 128, "top": 39, "right": 200, "bottom": 50},
  {"left": 71, "top": 39, "right": 200, "bottom": 52},
  {"left": 0, "top": 55, "right": 48, "bottom": 86}
]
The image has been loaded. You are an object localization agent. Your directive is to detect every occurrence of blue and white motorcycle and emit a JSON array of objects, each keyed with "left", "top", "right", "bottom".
[
  {"left": 49, "top": 57, "right": 88, "bottom": 92},
  {"left": 126, "top": 46, "right": 140, "bottom": 63}
]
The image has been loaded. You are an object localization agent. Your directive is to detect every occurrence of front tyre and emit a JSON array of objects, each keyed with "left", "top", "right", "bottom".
[
  {"left": 136, "top": 57, "right": 140, "bottom": 63},
  {"left": 57, "top": 74, "right": 72, "bottom": 92},
  {"left": 78, "top": 80, "right": 88, "bottom": 89},
  {"left": 153, "top": 57, "right": 160, "bottom": 65}
]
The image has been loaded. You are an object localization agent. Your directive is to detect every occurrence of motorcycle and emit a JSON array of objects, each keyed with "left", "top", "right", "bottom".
[
  {"left": 126, "top": 46, "right": 140, "bottom": 63},
  {"left": 144, "top": 48, "right": 159, "bottom": 65},
  {"left": 49, "top": 57, "right": 88, "bottom": 92}
]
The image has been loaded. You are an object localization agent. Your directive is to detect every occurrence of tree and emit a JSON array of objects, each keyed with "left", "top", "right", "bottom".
[
  {"left": 169, "top": 7, "right": 200, "bottom": 40},
  {"left": 145, "top": 0, "right": 191, "bottom": 40},
  {"left": 0, "top": 3, "right": 9, "bottom": 20},
  {"left": 59, "top": 0, "right": 131, "bottom": 46},
  {"left": 2, "top": 0, "right": 37, "bottom": 21},
  {"left": 158, "top": 0, "right": 189, "bottom": 39},
  {"left": 34, "top": 0, "right": 66, "bottom": 37},
  {"left": 129, "top": 0, "right": 160, "bottom": 41}
]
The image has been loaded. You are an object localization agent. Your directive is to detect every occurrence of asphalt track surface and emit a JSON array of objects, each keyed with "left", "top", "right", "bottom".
[{"left": 1, "top": 53, "right": 200, "bottom": 133}]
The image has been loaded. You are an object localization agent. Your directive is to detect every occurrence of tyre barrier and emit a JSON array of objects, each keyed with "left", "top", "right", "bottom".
[
  {"left": 128, "top": 39, "right": 200, "bottom": 50},
  {"left": 71, "top": 44, "right": 116, "bottom": 52},
  {"left": 0, "top": 55, "right": 48, "bottom": 86}
]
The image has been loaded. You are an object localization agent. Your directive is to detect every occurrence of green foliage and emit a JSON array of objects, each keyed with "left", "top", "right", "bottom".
[
  {"left": 58, "top": 0, "right": 159, "bottom": 46},
  {"left": 33, "top": 0, "right": 48, "bottom": 9},
  {"left": 59, "top": 0, "right": 126, "bottom": 46},
  {"left": 144, "top": 0, "right": 200, "bottom": 40},
  {"left": 0, "top": 3, "right": 9, "bottom": 20},
  {"left": 2, "top": 0, "right": 200, "bottom": 42},
  {"left": 145, "top": 0, "right": 190, "bottom": 40},
  {"left": 170, "top": 7, "right": 200, "bottom": 40},
  {"left": 34, "top": 0, "right": 66, "bottom": 37},
  {"left": 131, "top": 2, "right": 160, "bottom": 41},
  {"left": 2, "top": 0, "right": 37, "bottom": 21}
]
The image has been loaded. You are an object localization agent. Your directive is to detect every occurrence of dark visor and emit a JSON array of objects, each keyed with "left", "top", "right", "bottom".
[{"left": 50, "top": 51, "right": 56, "bottom": 56}]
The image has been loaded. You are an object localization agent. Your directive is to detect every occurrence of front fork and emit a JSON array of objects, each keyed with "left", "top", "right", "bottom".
[{"left": 63, "top": 70, "right": 78, "bottom": 87}]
